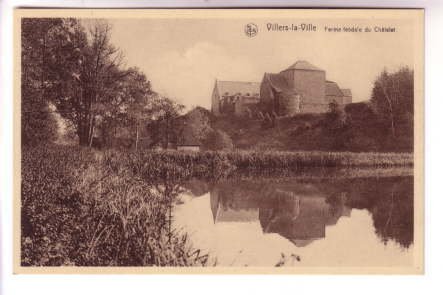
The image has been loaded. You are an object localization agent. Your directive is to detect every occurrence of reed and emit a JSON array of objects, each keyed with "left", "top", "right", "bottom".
[
  {"left": 103, "top": 149, "right": 413, "bottom": 181},
  {"left": 20, "top": 145, "right": 413, "bottom": 266},
  {"left": 21, "top": 145, "right": 208, "bottom": 266}
]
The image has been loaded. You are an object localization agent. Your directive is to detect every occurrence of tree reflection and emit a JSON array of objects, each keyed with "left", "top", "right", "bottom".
[
  {"left": 181, "top": 176, "right": 414, "bottom": 248},
  {"left": 344, "top": 177, "right": 413, "bottom": 248}
]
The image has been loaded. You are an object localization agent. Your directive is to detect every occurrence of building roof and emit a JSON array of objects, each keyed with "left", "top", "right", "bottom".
[
  {"left": 215, "top": 80, "right": 260, "bottom": 96},
  {"left": 263, "top": 72, "right": 298, "bottom": 94},
  {"left": 325, "top": 80, "right": 344, "bottom": 97},
  {"left": 340, "top": 88, "right": 352, "bottom": 97},
  {"left": 283, "top": 60, "right": 324, "bottom": 72}
]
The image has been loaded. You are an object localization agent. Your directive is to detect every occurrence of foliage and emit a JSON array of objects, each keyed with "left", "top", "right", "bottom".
[
  {"left": 370, "top": 67, "right": 414, "bottom": 138},
  {"left": 52, "top": 20, "right": 131, "bottom": 146},
  {"left": 318, "top": 101, "right": 347, "bottom": 150},
  {"left": 21, "top": 18, "right": 176, "bottom": 149},
  {"left": 101, "top": 67, "right": 156, "bottom": 149},
  {"left": 21, "top": 145, "right": 208, "bottom": 266},
  {"left": 102, "top": 149, "right": 412, "bottom": 184},
  {"left": 344, "top": 177, "right": 413, "bottom": 248},
  {"left": 211, "top": 98, "right": 413, "bottom": 152},
  {"left": 21, "top": 18, "right": 80, "bottom": 145},
  {"left": 21, "top": 91, "right": 58, "bottom": 145},
  {"left": 145, "top": 98, "right": 185, "bottom": 149},
  {"left": 203, "top": 130, "right": 234, "bottom": 151},
  {"left": 175, "top": 107, "right": 213, "bottom": 146},
  {"left": 21, "top": 144, "right": 413, "bottom": 266}
]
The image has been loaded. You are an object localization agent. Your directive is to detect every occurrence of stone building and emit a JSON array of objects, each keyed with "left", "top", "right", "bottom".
[
  {"left": 325, "top": 80, "right": 345, "bottom": 105},
  {"left": 211, "top": 80, "right": 260, "bottom": 116},
  {"left": 260, "top": 60, "right": 352, "bottom": 116},
  {"left": 340, "top": 88, "right": 353, "bottom": 105},
  {"left": 211, "top": 60, "right": 352, "bottom": 117},
  {"left": 209, "top": 181, "right": 351, "bottom": 246}
]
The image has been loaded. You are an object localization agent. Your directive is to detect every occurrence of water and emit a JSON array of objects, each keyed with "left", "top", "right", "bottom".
[{"left": 170, "top": 173, "right": 414, "bottom": 267}]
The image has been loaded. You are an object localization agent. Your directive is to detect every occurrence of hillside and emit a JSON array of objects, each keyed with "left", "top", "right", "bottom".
[{"left": 181, "top": 102, "right": 413, "bottom": 153}]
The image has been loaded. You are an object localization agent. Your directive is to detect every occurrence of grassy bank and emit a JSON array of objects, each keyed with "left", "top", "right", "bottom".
[
  {"left": 104, "top": 149, "right": 413, "bottom": 181},
  {"left": 21, "top": 145, "right": 413, "bottom": 266},
  {"left": 21, "top": 145, "right": 208, "bottom": 266}
]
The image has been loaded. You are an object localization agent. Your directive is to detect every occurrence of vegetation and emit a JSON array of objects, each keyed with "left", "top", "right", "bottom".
[
  {"left": 371, "top": 67, "right": 413, "bottom": 139},
  {"left": 166, "top": 69, "right": 413, "bottom": 153},
  {"left": 202, "top": 175, "right": 413, "bottom": 249},
  {"left": 21, "top": 145, "right": 209, "bottom": 266},
  {"left": 102, "top": 149, "right": 413, "bottom": 182},
  {"left": 20, "top": 18, "right": 415, "bottom": 267},
  {"left": 21, "top": 18, "right": 182, "bottom": 148},
  {"left": 209, "top": 99, "right": 413, "bottom": 152}
]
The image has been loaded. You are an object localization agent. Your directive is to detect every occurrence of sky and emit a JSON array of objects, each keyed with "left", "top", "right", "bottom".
[{"left": 107, "top": 17, "right": 415, "bottom": 110}]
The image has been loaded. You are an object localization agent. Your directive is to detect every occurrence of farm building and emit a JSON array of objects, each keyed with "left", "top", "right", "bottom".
[
  {"left": 260, "top": 60, "right": 352, "bottom": 116},
  {"left": 325, "top": 80, "right": 345, "bottom": 105},
  {"left": 340, "top": 88, "right": 353, "bottom": 104},
  {"left": 209, "top": 183, "right": 351, "bottom": 246},
  {"left": 177, "top": 145, "right": 200, "bottom": 152},
  {"left": 211, "top": 80, "right": 260, "bottom": 116},
  {"left": 211, "top": 60, "right": 352, "bottom": 117}
]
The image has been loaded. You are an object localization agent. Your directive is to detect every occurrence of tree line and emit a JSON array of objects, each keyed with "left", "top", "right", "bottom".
[
  {"left": 321, "top": 66, "right": 414, "bottom": 152},
  {"left": 21, "top": 18, "right": 182, "bottom": 148}
]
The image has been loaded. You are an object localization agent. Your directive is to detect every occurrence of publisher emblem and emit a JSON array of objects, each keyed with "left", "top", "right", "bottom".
[{"left": 245, "top": 23, "right": 258, "bottom": 37}]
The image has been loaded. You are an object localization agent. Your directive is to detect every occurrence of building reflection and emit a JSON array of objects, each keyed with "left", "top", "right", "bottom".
[
  {"left": 208, "top": 181, "right": 351, "bottom": 247},
  {"left": 181, "top": 176, "right": 413, "bottom": 248}
]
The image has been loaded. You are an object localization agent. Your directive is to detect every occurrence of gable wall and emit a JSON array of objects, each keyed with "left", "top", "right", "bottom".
[{"left": 292, "top": 70, "right": 326, "bottom": 106}]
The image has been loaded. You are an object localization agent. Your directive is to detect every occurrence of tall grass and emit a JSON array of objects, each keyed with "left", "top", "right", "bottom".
[
  {"left": 21, "top": 145, "right": 208, "bottom": 266},
  {"left": 103, "top": 149, "right": 413, "bottom": 181},
  {"left": 21, "top": 145, "right": 413, "bottom": 266}
]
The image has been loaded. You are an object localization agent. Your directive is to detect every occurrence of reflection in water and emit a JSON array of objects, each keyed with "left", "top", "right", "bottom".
[
  {"left": 210, "top": 184, "right": 351, "bottom": 247},
  {"left": 172, "top": 176, "right": 413, "bottom": 267}
]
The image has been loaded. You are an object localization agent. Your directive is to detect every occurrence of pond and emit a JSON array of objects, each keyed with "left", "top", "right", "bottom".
[{"left": 171, "top": 171, "right": 414, "bottom": 267}]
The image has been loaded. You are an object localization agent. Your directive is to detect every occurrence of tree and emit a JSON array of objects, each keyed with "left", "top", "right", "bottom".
[
  {"left": 148, "top": 98, "right": 185, "bottom": 149},
  {"left": 21, "top": 86, "right": 58, "bottom": 145},
  {"left": 175, "top": 107, "right": 213, "bottom": 146},
  {"left": 48, "top": 20, "right": 130, "bottom": 146},
  {"left": 370, "top": 67, "right": 414, "bottom": 138},
  {"left": 203, "top": 130, "right": 234, "bottom": 151},
  {"left": 21, "top": 18, "right": 80, "bottom": 145},
  {"left": 123, "top": 68, "right": 156, "bottom": 150},
  {"left": 325, "top": 100, "right": 342, "bottom": 127},
  {"left": 22, "top": 18, "right": 184, "bottom": 149},
  {"left": 319, "top": 101, "right": 348, "bottom": 150}
]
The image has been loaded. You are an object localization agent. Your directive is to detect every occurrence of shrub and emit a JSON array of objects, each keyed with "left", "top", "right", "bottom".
[
  {"left": 21, "top": 99, "right": 58, "bottom": 146},
  {"left": 202, "top": 129, "right": 234, "bottom": 151}
]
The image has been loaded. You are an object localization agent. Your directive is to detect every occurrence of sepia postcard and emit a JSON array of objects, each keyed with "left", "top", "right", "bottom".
[{"left": 14, "top": 8, "right": 424, "bottom": 274}]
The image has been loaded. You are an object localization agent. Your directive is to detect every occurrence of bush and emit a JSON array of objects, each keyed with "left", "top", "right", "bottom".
[
  {"left": 203, "top": 129, "right": 234, "bottom": 151},
  {"left": 21, "top": 99, "right": 58, "bottom": 146}
]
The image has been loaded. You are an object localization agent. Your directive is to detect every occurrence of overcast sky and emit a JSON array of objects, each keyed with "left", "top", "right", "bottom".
[{"left": 107, "top": 17, "right": 415, "bottom": 110}]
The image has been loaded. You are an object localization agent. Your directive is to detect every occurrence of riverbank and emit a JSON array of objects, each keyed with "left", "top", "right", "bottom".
[
  {"left": 104, "top": 149, "right": 413, "bottom": 180},
  {"left": 21, "top": 145, "right": 209, "bottom": 266},
  {"left": 20, "top": 145, "right": 413, "bottom": 266}
]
